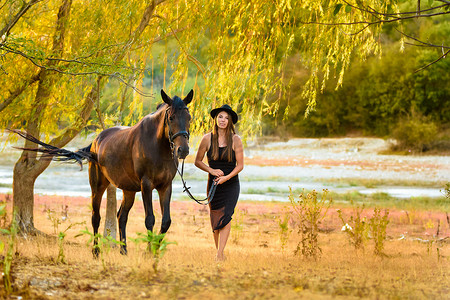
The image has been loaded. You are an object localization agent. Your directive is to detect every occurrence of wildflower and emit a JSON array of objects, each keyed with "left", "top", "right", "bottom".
[{"left": 341, "top": 223, "right": 352, "bottom": 232}]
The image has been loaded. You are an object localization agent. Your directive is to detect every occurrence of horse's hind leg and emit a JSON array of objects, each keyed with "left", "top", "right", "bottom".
[
  {"left": 89, "top": 162, "right": 109, "bottom": 257},
  {"left": 117, "top": 190, "right": 136, "bottom": 255}
]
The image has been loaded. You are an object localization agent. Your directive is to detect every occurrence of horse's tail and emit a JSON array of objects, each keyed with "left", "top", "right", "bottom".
[{"left": 8, "top": 129, "right": 97, "bottom": 170}]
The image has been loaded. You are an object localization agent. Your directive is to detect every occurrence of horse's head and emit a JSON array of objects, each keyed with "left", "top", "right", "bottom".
[{"left": 161, "top": 89, "right": 193, "bottom": 159}]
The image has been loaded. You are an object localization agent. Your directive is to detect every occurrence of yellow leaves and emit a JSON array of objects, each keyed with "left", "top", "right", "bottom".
[{"left": 399, "top": 37, "right": 405, "bottom": 53}]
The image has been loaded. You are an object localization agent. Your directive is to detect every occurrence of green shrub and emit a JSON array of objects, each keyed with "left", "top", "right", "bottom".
[
  {"left": 369, "top": 208, "right": 389, "bottom": 256},
  {"left": 338, "top": 204, "right": 368, "bottom": 251},
  {"left": 289, "top": 188, "right": 332, "bottom": 260},
  {"left": 391, "top": 114, "right": 438, "bottom": 152}
]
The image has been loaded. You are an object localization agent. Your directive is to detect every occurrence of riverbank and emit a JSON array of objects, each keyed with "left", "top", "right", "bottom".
[{"left": 1, "top": 137, "right": 449, "bottom": 204}]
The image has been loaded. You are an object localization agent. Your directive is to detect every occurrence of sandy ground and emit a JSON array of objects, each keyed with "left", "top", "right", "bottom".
[{"left": 0, "top": 191, "right": 448, "bottom": 299}]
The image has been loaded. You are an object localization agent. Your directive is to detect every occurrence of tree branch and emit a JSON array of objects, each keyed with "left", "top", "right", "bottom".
[
  {"left": 414, "top": 49, "right": 450, "bottom": 73},
  {"left": 0, "top": 73, "right": 40, "bottom": 113},
  {"left": 0, "top": 0, "right": 42, "bottom": 41},
  {"left": 397, "top": 28, "right": 450, "bottom": 49},
  {"left": 341, "top": 0, "right": 449, "bottom": 17},
  {"left": 2, "top": 45, "right": 153, "bottom": 97}
]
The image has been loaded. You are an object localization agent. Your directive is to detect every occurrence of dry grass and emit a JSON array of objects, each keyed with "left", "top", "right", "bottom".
[{"left": 0, "top": 195, "right": 449, "bottom": 299}]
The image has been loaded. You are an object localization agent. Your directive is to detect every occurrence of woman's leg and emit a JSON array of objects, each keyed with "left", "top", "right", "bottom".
[
  {"left": 213, "top": 230, "right": 219, "bottom": 249},
  {"left": 216, "top": 222, "right": 231, "bottom": 260}
]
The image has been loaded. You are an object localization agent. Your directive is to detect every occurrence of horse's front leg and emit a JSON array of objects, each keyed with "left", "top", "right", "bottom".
[
  {"left": 117, "top": 190, "right": 136, "bottom": 255},
  {"left": 141, "top": 177, "right": 155, "bottom": 232},
  {"left": 157, "top": 184, "right": 172, "bottom": 234}
]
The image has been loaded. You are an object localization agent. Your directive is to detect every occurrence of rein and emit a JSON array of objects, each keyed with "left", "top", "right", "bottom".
[
  {"left": 175, "top": 159, "right": 217, "bottom": 205},
  {"left": 164, "top": 107, "right": 217, "bottom": 205}
]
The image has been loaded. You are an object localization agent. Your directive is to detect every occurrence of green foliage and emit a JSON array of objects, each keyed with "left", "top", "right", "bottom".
[
  {"left": 0, "top": 209, "right": 18, "bottom": 294},
  {"left": 289, "top": 188, "right": 332, "bottom": 260},
  {"left": 57, "top": 222, "right": 84, "bottom": 264},
  {"left": 231, "top": 209, "right": 246, "bottom": 244},
  {"left": 76, "top": 227, "right": 124, "bottom": 269},
  {"left": 277, "top": 210, "right": 291, "bottom": 253},
  {"left": 264, "top": 41, "right": 449, "bottom": 143},
  {"left": 338, "top": 204, "right": 369, "bottom": 251},
  {"left": 391, "top": 113, "right": 438, "bottom": 152},
  {"left": 368, "top": 208, "right": 389, "bottom": 256},
  {"left": 57, "top": 231, "right": 67, "bottom": 264},
  {"left": 130, "top": 231, "right": 176, "bottom": 273}
]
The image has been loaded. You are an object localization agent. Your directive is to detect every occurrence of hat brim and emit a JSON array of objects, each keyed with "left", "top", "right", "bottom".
[{"left": 210, "top": 107, "right": 238, "bottom": 124}]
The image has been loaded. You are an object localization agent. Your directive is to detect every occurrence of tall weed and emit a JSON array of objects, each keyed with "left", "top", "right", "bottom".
[
  {"left": 231, "top": 209, "right": 247, "bottom": 244},
  {"left": 289, "top": 188, "right": 332, "bottom": 259},
  {"left": 57, "top": 222, "right": 84, "bottom": 264},
  {"left": 338, "top": 204, "right": 368, "bottom": 251},
  {"left": 0, "top": 209, "right": 17, "bottom": 294},
  {"left": 277, "top": 210, "right": 291, "bottom": 253},
  {"left": 76, "top": 227, "right": 123, "bottom": 269},
  {"left": 369, "top": 208, "right": 389, "bottom": 256}
]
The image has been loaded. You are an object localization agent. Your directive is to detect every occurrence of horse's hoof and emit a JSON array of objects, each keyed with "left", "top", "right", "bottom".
[{"left": 92, "top": 247, "right": 100, "bottom": 258}]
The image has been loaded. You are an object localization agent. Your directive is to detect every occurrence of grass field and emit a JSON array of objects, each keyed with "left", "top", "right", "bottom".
[{"left": 0, "top": 193, "right": 448, "bottom": 299}]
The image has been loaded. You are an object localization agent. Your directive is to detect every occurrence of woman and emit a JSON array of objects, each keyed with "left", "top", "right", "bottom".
[{"left": 194, "top": 104, "right": 244, "bottom": 261}]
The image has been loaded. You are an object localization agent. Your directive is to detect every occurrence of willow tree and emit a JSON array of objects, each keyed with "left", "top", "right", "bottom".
[
  {"left": 3, "top": 0, "right": 447, "bottom": 235},
  {"left": 1, "top": 0, "right": 168, "bottom": 233},
  {"left": 1, "top": 0, "right": 298, "bottom": 234}
]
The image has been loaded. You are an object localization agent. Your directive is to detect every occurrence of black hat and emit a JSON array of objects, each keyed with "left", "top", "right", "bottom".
[{"left": 210, "top": 104, "right": 238, "bottom": 124}]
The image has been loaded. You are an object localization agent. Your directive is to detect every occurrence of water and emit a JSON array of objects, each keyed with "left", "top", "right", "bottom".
[{"left": 0, "top": 162, "right": 445, "bottom": 202}]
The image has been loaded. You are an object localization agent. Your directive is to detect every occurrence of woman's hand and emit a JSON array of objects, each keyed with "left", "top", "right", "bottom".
[
  {"left": 209, "top": 168, "right": 224, "bottom": 177},
  {"left": 214, "top": 175, "right": 228, "bottom": 185}
]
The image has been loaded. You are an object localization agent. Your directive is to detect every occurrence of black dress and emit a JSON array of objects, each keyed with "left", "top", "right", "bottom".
[{"left": 207, "top": 142, "right": 240, "bottom": 232}]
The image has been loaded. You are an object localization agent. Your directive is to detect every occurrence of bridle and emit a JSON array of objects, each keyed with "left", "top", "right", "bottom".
[
  {"left": 164, "top": 107, "right": 190, "bottom": 154},
  {"left": 164, "top": 107, "right": 217, "bottom": 205}
]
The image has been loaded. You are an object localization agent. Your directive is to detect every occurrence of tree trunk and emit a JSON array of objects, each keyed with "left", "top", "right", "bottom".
[
  {"left": 12, "top": 154, "right": 51, "bottom": 234},
  {"left": 11, "top": 0, "right": 73, "bottom": 235},
  {"left": 103, "top": 185, "right": 117, "bottom": 239}
]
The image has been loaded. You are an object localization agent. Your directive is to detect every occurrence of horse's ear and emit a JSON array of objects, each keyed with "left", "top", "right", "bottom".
[
  {"left": 183, "top": 89, "right": 194, "bottom": 105},
  {"left": 161, "top": 89, "right": 173, "bottom": 106}
]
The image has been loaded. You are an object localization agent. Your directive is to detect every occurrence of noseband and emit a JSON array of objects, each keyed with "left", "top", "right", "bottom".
[{"left": 164, "top": 107, "right": 190, "bottom": 154}]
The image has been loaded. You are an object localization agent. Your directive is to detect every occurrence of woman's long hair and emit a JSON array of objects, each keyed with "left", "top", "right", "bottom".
[{"left": 210, "top": 112, "right": 236, "bottom": 162}]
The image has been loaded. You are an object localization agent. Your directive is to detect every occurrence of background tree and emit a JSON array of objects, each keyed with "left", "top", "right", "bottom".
[{"left": 263, "top": 0, "right": 449, "bottom": 144}]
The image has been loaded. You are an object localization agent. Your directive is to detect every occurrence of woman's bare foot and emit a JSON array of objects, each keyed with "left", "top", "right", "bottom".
[{"left": 215, "top": 253, "right": 226, "bottom": 261}]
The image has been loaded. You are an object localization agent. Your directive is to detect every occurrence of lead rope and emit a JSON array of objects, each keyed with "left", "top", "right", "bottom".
[
  {"left": 174, "top": 158, "right": 217, "bottom": 205},
  {"left": 165, "top": 108, "right": 217, "bottom": 205},
  {"left": 163, "top": 106, "right": 215, "bottom": 205}
]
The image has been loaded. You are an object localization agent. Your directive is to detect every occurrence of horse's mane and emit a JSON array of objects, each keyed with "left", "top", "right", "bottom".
[{"left": 156, "top": 103, "right": 166, "bottom": 110}]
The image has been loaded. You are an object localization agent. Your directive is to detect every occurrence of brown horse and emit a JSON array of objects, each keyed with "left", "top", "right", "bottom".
[{"left": 12, "top": 89, "right": 193, "bottom": 254}]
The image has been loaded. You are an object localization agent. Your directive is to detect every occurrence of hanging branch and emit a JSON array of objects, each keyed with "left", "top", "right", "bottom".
[
  {"left": 301, "top": 0, "right": 450, "bottom": 71},
  {"left": 0, "top": 0, "right": 43, "bottom": 41},
  {"left": 152, "top": 14, "right": 207, "bottom": 81},
  {"left": 414, "top": 49, "right": 450, "bottom": 73},
  {"left": 1, "top": 44, "right": 153, "bottom": 97}
]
